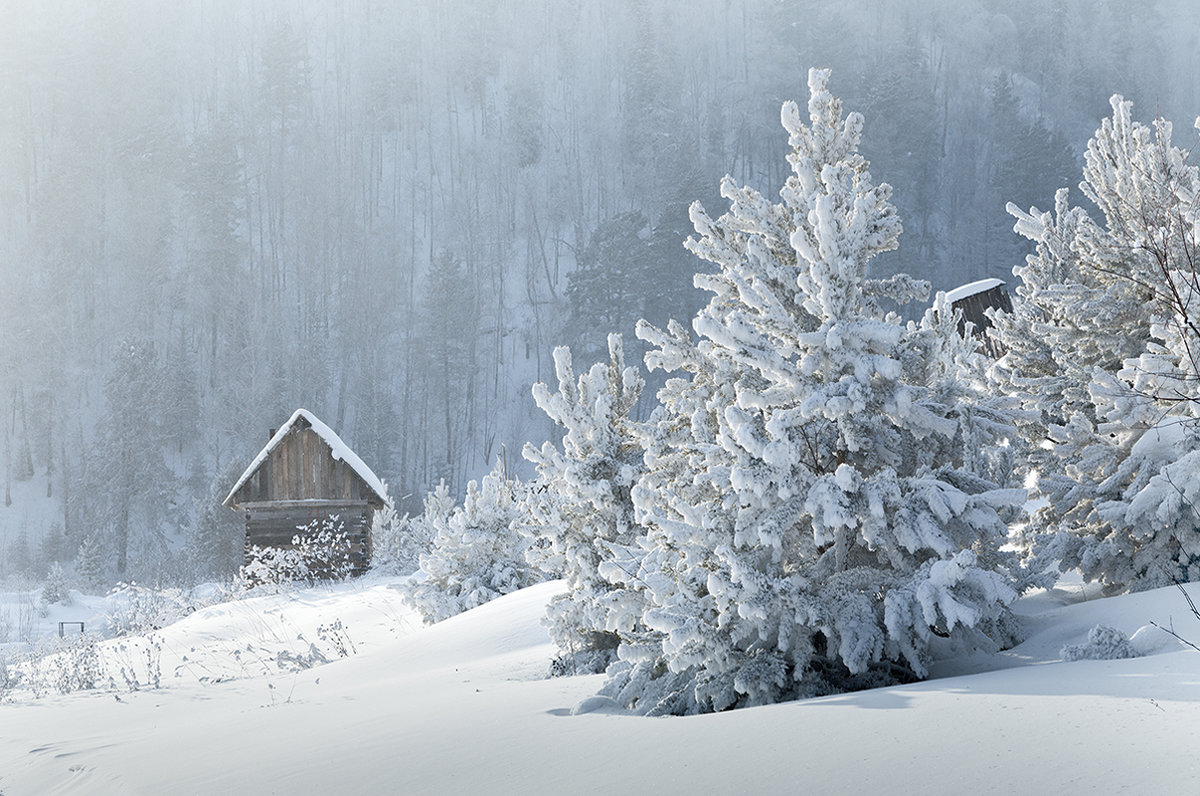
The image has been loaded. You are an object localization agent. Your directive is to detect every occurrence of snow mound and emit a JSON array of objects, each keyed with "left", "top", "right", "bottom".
[{"left": 3, "top": 579, "right": 1200, "bottom": 794}]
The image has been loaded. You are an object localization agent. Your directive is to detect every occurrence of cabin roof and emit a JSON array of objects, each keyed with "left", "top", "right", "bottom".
[
  {"left": 223, "top": 408, "right": 387, "bottom": 508},
  {"left": 943, "top": 278, "right": 1005, "bottom": 305}
]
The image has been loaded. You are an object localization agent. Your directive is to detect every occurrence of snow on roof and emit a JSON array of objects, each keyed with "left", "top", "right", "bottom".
[
  {"left": 943, "top": 278, "right": 1005, "bottom": 305},
  {"left": 224, "top": 408, "right": 387, "bottom": 507}
]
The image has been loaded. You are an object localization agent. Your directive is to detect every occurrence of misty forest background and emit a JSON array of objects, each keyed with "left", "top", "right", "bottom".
[{"left": 0, "top": 0, "right": 1197, "bottom": 585}]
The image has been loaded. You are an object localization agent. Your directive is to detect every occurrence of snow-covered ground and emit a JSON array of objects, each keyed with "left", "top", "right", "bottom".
[{"left": 2, "top": 577, "right": 1200, "bottom": 794}]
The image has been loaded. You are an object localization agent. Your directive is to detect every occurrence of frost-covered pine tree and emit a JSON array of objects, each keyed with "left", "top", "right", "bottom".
[
  {"left": 7, "top": 527, "right": 32, "bottom": 577},
  {"left": 369, "top": 479, "right": 430, "bottom": 576},
  {"left": 402, "top": 462, "right": 538, "bottom": 623},
  {"left": 603, "top": 69, "right": 1022, "bottom": 715},
  {"left": 992, "top": 95, "right": 1200, "bottom": 590},
  {"left": 523, "top": 334, "right": 649, "bottom": 674}
]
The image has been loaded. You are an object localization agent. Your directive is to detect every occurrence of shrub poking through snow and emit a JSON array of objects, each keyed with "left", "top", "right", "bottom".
[
  {"left": 1060, "top": 624, "right": 1138, "bottom": 662},
  {"left": 105, "top": 584, "right": 201, "bottom": 637}
]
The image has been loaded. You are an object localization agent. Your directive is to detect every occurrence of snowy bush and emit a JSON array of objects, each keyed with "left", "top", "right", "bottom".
[
  {"left": 0, "top": 633, "right": 104, "bottom": 700},
  {"left": 992, "top": 95, "right": 1200, "bottom": 591},
  {"left": 600, "top": 68, "right": 1023, "bottom": 715},
  {"left": 402, "top": 461, "right": 538, "bottom": 623},
  {"left": 291, "top": 516, "right": 357, "bottom": 582},
  {"left": 74, "top": 534, "right": 108, "bottom": 591},
  {"left": 0, "top": 650, "right": 11, "bottom": 698},
  {"left": 1060, "top": 624, "right": 1138, "bottom": 662},
  {"left": 49, "top": 635, "right": 104, "bottom": 694},
  {"left": 11, "top": 593, "right": 38, "bottom": 645},
  {"left": 182, "top": 460, "right": 247, "bottom": 583},
  {"left": 104, "top": 583, "right": 207, "bottom": 637},
  {"left": 523, "top": 334, "right": 651, "bottom": 675}
]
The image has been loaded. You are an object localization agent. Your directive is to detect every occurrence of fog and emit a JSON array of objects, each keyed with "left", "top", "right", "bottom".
[{"left": 0, "top": 0, "right": 1196, "bottom": 583}]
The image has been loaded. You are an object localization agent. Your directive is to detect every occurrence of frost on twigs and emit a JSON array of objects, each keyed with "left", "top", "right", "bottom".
[{"left": 237, "top": 516, "right": 356, "bottom": 593}]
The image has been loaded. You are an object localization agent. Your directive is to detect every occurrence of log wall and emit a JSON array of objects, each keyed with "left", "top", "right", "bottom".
[{"left": 243, "top": 501, "right": 374, "bottom": 578}]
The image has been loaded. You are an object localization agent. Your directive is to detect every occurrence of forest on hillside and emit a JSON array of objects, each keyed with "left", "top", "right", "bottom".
[{"left": 0, "top": 0, "right": 1197, "bottom": 585}]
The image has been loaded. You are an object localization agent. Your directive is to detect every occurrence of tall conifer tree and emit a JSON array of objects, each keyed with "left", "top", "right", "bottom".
[{"left": 604, "top": 69, "right": 1022, "bottom": 715}]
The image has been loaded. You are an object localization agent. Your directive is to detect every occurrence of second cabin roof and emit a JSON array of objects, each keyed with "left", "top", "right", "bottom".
[{"left": 943, "top": 278, "right": 1005, "bottom": 304}]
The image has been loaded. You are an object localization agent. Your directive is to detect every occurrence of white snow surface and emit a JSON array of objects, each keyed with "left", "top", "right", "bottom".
[
  {"left": 3, "top": 577, "right": 1200, "bottom": 794},
  {"left": 224, "top": 408, "right": 387, "bottom": 506},
  {"left": 943, "top": 277, "right": 1005, "bottom": 304}
]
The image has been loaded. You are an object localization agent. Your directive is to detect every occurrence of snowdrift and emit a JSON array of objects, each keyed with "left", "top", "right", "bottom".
[{"left": 2, "top": 578, "right": 1200, "bottom": 794}]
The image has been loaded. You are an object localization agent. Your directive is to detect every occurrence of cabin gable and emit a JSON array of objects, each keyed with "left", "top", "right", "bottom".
[{"left": 227, "top": 425, "right": 381, "bottom": 508}]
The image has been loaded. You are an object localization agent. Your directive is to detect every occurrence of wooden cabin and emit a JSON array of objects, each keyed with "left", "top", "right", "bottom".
[
  {"left": 223, "top": 409, "right": 386, "bottom": 579},
  {"left": 942, "top": 278, "right": 1012, "bottom": 357}
]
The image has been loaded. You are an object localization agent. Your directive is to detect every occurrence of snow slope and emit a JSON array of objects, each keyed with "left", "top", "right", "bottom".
[{"left": 3, "top": 578, "right": 1200, "bottom": 794}]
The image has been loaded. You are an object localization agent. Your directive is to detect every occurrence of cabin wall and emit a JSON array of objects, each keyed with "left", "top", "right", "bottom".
[{"left": 243, "top": 500, "right": 373, "bottom": 578}]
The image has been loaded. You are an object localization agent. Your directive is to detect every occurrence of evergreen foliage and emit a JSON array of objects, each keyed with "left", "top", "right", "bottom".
[
  {"left": 75, "top": 535, "right": 107, "bottom": 592},
  {"left": 183, "top": 460, "right": 245, "bottom": 584},
  {"left": 601, "top": 69, "right": 1023, "bottom": 715},
  {"left": 565, "top": 213, "right": 701, "bottom": 366},
  {"left": 77, "top": 339, "right": 178, "bottom": 581},
  {"left": 370, "top": 479, "right": 430, "bottom": 576},
  {"left": 992, "top": 94, "right": 1200, "bottom": 590},
  {"left": 8, "top": 527, "right": 32, "bottom": 578},
  {"left": 402, "top": 462, "right": 538, "bottom": 624},
  {"left": 40, "top": 524, "right": 68, "bottom": 572},
  {"left": 41, "top": 561, "right": 70, "bottom": 606},
  {"left": 523, "top": 334, "right": 649, "bottom": 674}
]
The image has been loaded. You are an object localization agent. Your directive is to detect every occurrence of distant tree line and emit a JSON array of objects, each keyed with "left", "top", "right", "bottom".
[{"left": 0, "top": 0, "right": 1191, "bottom": 586}]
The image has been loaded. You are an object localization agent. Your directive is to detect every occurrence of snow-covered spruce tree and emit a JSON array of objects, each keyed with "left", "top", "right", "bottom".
[
  {"left": 402, "top": 462, "right": 538, "bottom": 623},
  {"left": 74, "top": 535, "right": 107, "bottom": 592},
  {"left": 523, "top": 334, "right": 650, "bottom": 674},
  {"left": 991, "top": 95, "right": 1200, "bottom": 590},
  {"left": 41, "top": 561, "right": 70, "bottom": 606},
  {"left": 602, "top": 68, "right": 1023, "bottom": 715},
  {"left": 369, "top": 479, "right": 430, "bottom": 576},
  {"left": 182, "top": 460, "right": 245, "bottom": 583}
]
